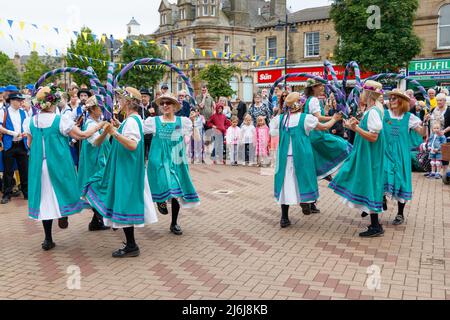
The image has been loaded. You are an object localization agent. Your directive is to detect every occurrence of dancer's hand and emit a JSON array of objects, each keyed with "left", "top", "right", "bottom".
[{"left": 332, "top": 112, "right": 343, "bottom": 122}]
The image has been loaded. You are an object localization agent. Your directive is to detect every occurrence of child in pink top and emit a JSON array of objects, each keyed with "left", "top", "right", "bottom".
[{"left": 255, "top": 116, "right": 271, "bottom": 167}]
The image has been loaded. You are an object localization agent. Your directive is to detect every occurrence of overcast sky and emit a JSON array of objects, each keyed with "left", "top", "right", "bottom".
[{"left": 0, "top": 0, "right": 331, "bottom": 58}]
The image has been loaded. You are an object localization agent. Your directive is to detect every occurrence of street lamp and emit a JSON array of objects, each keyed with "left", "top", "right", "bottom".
[
  {"left": 161, "top": 34, "right": 182, "bottom": 92},
  {"left": 275, "top": 8, "right": 297, "bottom": 88}
]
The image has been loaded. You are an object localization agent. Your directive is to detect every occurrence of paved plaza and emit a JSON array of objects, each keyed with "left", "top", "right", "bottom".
[{"left": 0, "top": 165, "right": 449, "bottom": 300}]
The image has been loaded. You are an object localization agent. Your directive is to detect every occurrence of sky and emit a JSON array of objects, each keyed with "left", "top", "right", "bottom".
[{"left": 0, "top": 0, "right": 331, "bottom": 58}]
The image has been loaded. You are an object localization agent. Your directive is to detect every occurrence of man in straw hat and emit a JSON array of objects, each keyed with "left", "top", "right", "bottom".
[
  {"left": 83, "top": 87, "right": 158, "bottom": 258},
  {"left": 329, "top": 80, "right": 387, "bottom": 238},
  {"left": 269, "top": 92, "right": 342, "bottom": 228},
  {"left": 382, "top": 88, "right": 426, "bottom": 226},
  {"left": 24, "top": 86, "right": 106, "bottom": 251},
  {"left": 144, "top": 93, "right": 200, "bottom": 236}
]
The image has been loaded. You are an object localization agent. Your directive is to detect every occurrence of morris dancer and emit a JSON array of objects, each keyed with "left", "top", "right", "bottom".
[
  {"left": 24, "top": 86, "right": 105, "bottom": 251},
  {"left": 303, "top": 79, "right": 353, "bottom": 214},
  {"left": 83, "top": 87, "right": 158, "bottom": 258},
  {"left": 382, "top": 89, "right": 426, "bottom": 225},
  {"left": 270, "top": 92, "right": 342, "bottom": 228},
  {"left": 77, "top": 96, "right": 111, "bottom": 231},
  {"left": 329, "top": 81, "right": 386, "bottom": 238},
  {"left": 145, "top": 93, "right": 200, "bottom": 236}
]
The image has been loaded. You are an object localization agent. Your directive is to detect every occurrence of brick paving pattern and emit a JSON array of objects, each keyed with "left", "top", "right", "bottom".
[{"left": 0, "top": 165, "right": 449, "bottom": 300}]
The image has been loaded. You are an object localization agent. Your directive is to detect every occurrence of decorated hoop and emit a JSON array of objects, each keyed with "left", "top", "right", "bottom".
[
  {"left": 114, "top": 58, "right": 196, "bottom": 108},
  {"left": 32, "top": 67, "right": 111, "bottom": 119},
  {"left": 268, "top": 73, "right": 349, "bottom": 116}
]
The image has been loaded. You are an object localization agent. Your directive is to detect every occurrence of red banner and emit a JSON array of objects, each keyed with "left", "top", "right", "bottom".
[{"left": 257, "top": 69, "right": 283, "bottom": 83}]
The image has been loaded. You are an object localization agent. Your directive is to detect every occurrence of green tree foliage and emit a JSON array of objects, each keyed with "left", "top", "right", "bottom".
[
  {"left": 22, "top": 51, "right": 50, "bottom": 85},
  {"left": 197, "top": 64, "right": 241, "bottom": 99},
  {"left": 119, "top": 37, "right": 165, "bottom": 89},
  {"left": 0, "top": 51, "right": 21, "bottom": 87},
  {"left": 66, "top": 27, "right": 109, "bottom": 85},
  {"left": 330, "top": 0, "right": 422, "bottom": 73}
]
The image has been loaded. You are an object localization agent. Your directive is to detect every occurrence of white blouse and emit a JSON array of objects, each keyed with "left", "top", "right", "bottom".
[
  {"left": 365, "top": 108, "right": 383, "bottom": 133},
  {"left": 387, "top": 109, "right": 422, "bottom": 130},
  {"left": 143, "top": 116, "right": 193, "bottom": 137},
  {"left": 240, "top": 124, "right": 256, "bottom": 144},
  {"left": 85, "top": 119, "right": 102, "bottom": 146},
  {"left": 269, "top": 113, "right": 319, "bottom": 137},
  {"left": 122, "top": 116, "right": 143, "bottom": 142},
  {"left": 23, "top": 113, "right": 75, "bottom": 137},
  {"left": 307, "top": 97, "right": 322, "bottom": 115}
]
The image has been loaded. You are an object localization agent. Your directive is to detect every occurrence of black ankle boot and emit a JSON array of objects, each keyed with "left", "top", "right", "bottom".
[
  {"left": 310, "top": 203, "right": 320, "bottom": 214},
  {"left": 280, "top": 217, "right": 291, "bottom": 228},
  {"left": 42, "top": 239, "right": 56, "bottom": 251},
  {"left": 383, "top": 197, "right": 388, "bottom": 211},
  {"left": 112, "top": 243, "right": 140, "bottom": 258},
  {"left": 300, "top": 203, "right": 312, "bottom": 215}
]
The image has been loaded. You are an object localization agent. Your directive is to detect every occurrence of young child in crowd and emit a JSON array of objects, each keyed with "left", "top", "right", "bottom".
[
  {"left": 240, "top": 114, "right": 256, "bottom": 166},
  {"left": 427, "top": 123, "right": 447, "bottom": 179},
  {"left": 189, "top": 108, "right": 205, "bottom": 164},
  {"left": 255, "top": 116, "right": 270, "bottom": 167},
  {"left": 226, "top": 116, "right": 241, "bottom": 166}
]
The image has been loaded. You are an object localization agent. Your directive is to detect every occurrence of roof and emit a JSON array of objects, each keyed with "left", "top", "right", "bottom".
[
  {"left": 127, "top": 17, "right": 140, "bottom": 26},
  {"left": 256, "top": 5, "right": 331, "bottom": 28}
]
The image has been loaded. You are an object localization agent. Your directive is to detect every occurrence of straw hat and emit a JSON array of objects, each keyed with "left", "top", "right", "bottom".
[
  {"left": 36, "top": 86, "right": 51, "bottom": 101},
  {"left": 388, "top": 88, "right": 410, "bottom": 102},
  {"left": 362, "top": 80, "right": 384, "bottom": 95},
  {"left": 155, "top": 93, "right": 181, "bottom": 112},
  {"left": 285, "top": 92, "right": 306, "bottom": 113},
  {"left": 306, "top": 78, "right": 324, "bottom": 88},
  {"left": 85, "top": 96, "right": 99, "bottom": 109}
]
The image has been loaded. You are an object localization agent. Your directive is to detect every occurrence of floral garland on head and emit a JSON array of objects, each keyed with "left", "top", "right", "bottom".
[{"left": 35, "top": 85, "right": 64, "bottom": 111}]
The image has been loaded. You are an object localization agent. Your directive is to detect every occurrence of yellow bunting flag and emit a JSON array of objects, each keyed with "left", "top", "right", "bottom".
[
  {"left": 19, "top": 21, "right": 25, "bottom": 31},
  {"left": 82, "top": 32, "right": 88, "bottom": 41},
  {"left": 201, "top": 50, "right": 206, "bottom": 57},
  {"left": 32, "top": 42, "right": 36, "bottom": 50},
  {"left": 118, "top": 38, "right": 124, "bottom": 43},
  {"left": 101, "top": 35, "right": 106, "bottom": 43},
  {"left": 134, "top": 40, "right": 140, "bottom": 45},
  {"left": 43, "top": 25, "right": 49, "bottom": 31},
  {"left": 212, "top": 51, "right": 217, "bottom": 58},
  {"left": 0, "top": 31, "right": 4, "bottom": 38}
]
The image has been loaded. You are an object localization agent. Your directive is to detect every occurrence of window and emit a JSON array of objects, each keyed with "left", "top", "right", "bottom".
[
  {"left": 230, "top": 76, "right": 239, "bottom": 100},
  {"left": 177, "top": 77, "right": 183, "bottom": 92},
  {"left": 243, "top": 76, "right": 253, "bottom": 102},
  {"left": 203, "top": 0, "right": 209, "bottom": 16},
  {"left": 211, "top": 0, "right": 216, "bottom": 16},
  {"left": 305, "top": 32, "right": 320, "bottom": 57},
  {"left": 439, "top": 5, "right": 450, "bottom": 49},
  {"left": 180, "top": 8, "right": 185, "bottom": 20},
  {"left": 252, "top": 38, "right": 257, "bottom": 56},
  {"left": 267, "top": 37, "right": 277, "bottom": 58},
  {"left": 161, "top": 14, "right": 167, "bottom": 25},
  {"left": 224, "top": 35, "right": 230, "bottom": 53}
]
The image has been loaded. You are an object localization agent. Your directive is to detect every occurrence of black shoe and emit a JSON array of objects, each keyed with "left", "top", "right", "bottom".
[
  {"left": 361, "top": 212, "right": 369, "bottom": 218},
  {"left": 324, "top": 175, "right": 333, "bottom": 182},
  {"left": 392, "top": 215, "right": 405, "bottom": 226},
  {"left": 300, "top": 203, "right": 312, "bottom": 215},
  {"left": 311, "top": 203, "right": 321, "bottom": 214},
  {"left": 383, "top": 197, "right": 388, "bottom": 211},
  {"left": 23, "top": 195, "right": 28, "bottom": 200},
  {"left": 157, "top": 202, "right": 169, "bottom": 215},
  {"left": 280, "top": 218, "right": 291, "bottom": 228},
  {"left": 112, "top": 243, "right": 140, "bottom": 258},
  {"left": 42, "top": 240, "right": 56, "bottom": 251},
  {"left": 88, "top": 222, "right": 111, "bottom": 231},
  {"left": 170, "top": 224, "right": 183, "bottom": 235},
  {"left": 11, "top": 190, "right": 21, "bottom": 198},
  {"left": 359, "top": 225, "right": 384, "bottom": 238},
  {"left": 58, "top": 217, "right": 69, "bottom": 229},
  {"left": 1, "top": 197, "right": 10, "bottom": 204}
]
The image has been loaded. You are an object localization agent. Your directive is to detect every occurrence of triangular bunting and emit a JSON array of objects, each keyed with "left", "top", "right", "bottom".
[
  {"left": 19, "top": 21, "right": 25, "bottom": 31},
  {"left": 54, "top": 27, "right": 59, "bottom": 34},
  {"left": 32, "top": 24, "right": 38, "bottom": 29},
  {"left": 82, "top": 32, "right": 88, "bottom": 41},
  {"left": 7, "top": 20, "right": 14, "bottom": 28}
]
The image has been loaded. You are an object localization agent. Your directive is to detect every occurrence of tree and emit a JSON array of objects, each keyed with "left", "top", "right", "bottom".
[
  {"left": 22, "top": 51, "right": 50, "bottom": 85},
  {"left": 197, "top": 64, "right": 241, "bottom": 99},
  {"left": 330, "top": 0, "right": 422, "bottom": 73},
  {"left": 119, "top": 37, "right": 165, "bottom": 89},
  {"left": 0, "top": 51, "right": 21, "bottom": 87},
  {"left": 65, "top": 27, "right": 110, "bottom": 85}
]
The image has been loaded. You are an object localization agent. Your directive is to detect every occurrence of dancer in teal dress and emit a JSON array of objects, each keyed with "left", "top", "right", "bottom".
[
  {"left": 270, "top": 92, "right": 342, "bottom": 228},
  {"left": 303, "top": 79, "right": 353, "bottom": 214},
  {"left": 329, "top": 81, "right": 386, "bottom": 238},
  {"left": 145, "top": 93, "right": 199, "bottom": 236},
  {"left": 25, "top": 86, "right": 105, "bottom": 251},
  {"left": 84, "top": 87, "right": 158, "bottom": 258},
  {"left": 383, "top": 89, "right": 426, "bottom": 225},
  {"left": 77, "top": 96, "right": 111, "bottom": 231}
]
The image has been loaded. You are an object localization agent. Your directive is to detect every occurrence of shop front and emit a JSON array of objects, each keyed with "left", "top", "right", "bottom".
[{"left": 408, "top": 58, "right": 450, "bottom": 91}]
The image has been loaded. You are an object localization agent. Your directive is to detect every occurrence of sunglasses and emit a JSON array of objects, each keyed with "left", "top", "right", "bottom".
[
  {"left": 160, "top": 100, "right": 174, "bottom": 106},
  {"left": 389, "top": 96, "right": 398, "bottom": 101}
]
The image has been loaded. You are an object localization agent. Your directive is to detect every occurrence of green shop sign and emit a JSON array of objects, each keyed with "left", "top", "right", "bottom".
[{"left": 408, "top": 59, "right": 450, "bottom": 80}]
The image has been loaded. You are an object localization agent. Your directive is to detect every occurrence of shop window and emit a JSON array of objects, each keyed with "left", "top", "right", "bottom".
[{"left": 243, "top": 76, "right": 254, "bottom": 102}]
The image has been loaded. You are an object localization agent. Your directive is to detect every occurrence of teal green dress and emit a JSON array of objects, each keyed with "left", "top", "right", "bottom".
[
  {"left": 383, "top": 111, "right": 414, "bottom": 202},
  {"left": 28, "top": 116, "right": 84, "bottom": 219},
  {"left": 83, "top": 115, "right": 146, "bottom": 225},
  {"left": 329, "top": 108, "right": 386, "bottom": 213},
  {"left": 147, "top": 117, "right": 199, "bottom": 204},
  {"left": 77, "top": 119, "right": 111, "bottom": 202},
  {"left": 304, "top": 97, "right": 353, "bottom": 179},
  {"left": 274, "top": 113, "right": 319, "bottom": 203}
]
